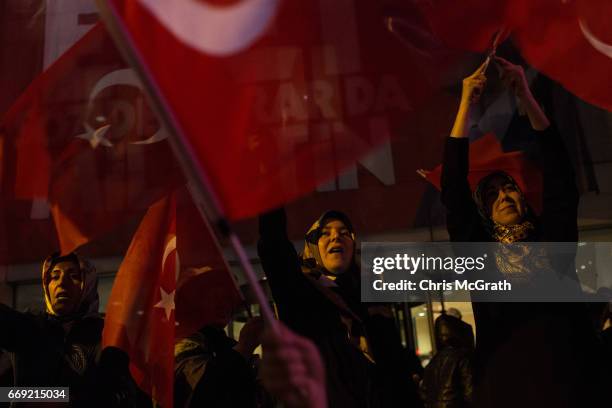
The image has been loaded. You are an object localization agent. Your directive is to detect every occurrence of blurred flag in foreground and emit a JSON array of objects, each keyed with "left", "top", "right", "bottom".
[
  {"left": 512, "top": 0, "right": 612, "bottom": 112},
  {"left": 420, "top": 0, "right": 612, "bottom": 112},
  {"left": 101, "top": 0, "right": 443, "bottom": 219}
]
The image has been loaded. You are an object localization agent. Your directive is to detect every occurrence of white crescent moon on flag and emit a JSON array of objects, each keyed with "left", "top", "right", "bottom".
[
  {"left": 162, "top": 235, "right": 176, "bottom": 267},
  {"left": 579, "top": 18, "right": 612, "bottom": 59},
  {"left": 137, "top": 0, "right": 280, "bottom": 56},
  {"left": 91, "top": 69, "right": 143, "bottom": 99},
  {"left": 162, "top": 235, "right": 180, "bottom": 280},
  {"left": 89, "top": 68, "right": 168, "bottom": 145}
]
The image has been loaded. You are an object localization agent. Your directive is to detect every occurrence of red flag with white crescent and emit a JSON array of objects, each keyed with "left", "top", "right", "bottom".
[
  {"left": 103, "top": 188, "right": 243, "bottom": 407},
  {"left": 512, "top": 0, "right": 612, "bottom": 112},
  {"left": 103, "top": 193, "right": 177, "bottom": 408},
  {"left": 101, "top": 0, "right": 441, "bottom": 219},
  {"left": 0, "top": 24, "right": 183, "bottom": 254},
  {"left": 417, "top": 0, "right": 612, "bottom": 112}
]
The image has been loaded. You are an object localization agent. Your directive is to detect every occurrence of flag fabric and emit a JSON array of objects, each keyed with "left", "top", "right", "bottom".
[
  {"left": 174, "top": 187, "right": 244, "bottom": 339},
  {"left": 418, "top": 0, "right": 513, "bottom": 53},
  {"left": 103, "top": 194, "right": 177, "bottom": 408},
  {"left": 102, "top": 0, "right": 441, "bottom": 220},
  {"left": 0, "top": 24, "right": 183, "bottom": 253},
  {"left": 512, "top": 0, "right": 612, "bottom": 112},
  {"left": 423, "top": 133, "right": 543, "bottom": 213},
  {"left": 103, "top": 189, "right": 243, "bottom": 407},
  {"left": 419, "top": 0, "right": 612, "bottom": 112}
]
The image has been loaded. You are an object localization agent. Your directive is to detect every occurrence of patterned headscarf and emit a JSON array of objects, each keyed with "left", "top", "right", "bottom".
[
  {"left": 42, "top": 252, "right": 100, "bottom": 319},
  {"left": 473, "top": 171, "right": 536, "bottom": 243}
]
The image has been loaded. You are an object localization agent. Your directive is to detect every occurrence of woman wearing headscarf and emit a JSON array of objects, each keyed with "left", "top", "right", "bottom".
[
  {"left": 258, "top": 209, "right": 422, "bottom": 408},
  {"left": 441, "top": 57, "right": 605, "bottom": 407},
  {"left": 0, "top": 252, "right": 148, "bottom": 407}
]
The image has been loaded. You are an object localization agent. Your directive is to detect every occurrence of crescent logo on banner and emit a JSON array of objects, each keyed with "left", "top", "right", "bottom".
[
  {"left": 579, "top": 18, "right": 612, "bottom": 59},
  {"left": 76, "top": 68, "right": 168, "bottom": 147},
  {"left": 137, "top": 0, "right": 280, "bottom": 56}
]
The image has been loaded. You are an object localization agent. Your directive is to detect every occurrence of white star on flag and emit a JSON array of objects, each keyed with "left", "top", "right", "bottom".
[
  {"left": 154, "top": 287, "right": 175, "bottom": 321},
  {"left": 75, "top": 123, "right": 113, "bottom": 148}
]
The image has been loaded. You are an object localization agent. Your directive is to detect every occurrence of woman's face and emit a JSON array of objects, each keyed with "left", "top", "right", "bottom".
[
  {"left": 317, "top": 220, "right": 354, "bottom": 274},
  {"left": 47, "top": 261, "right": 83, "bottom": 316},
  {"left": 484, "top": 177, "right": 525, "bottom": 225}
]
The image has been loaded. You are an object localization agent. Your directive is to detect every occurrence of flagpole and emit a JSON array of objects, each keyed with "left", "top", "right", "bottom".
[
  {"left": 481, "top": 26, "right": 506, "bottom": 72},
  {"left": 95, "top": 0, "right": 279, "bottom": 334}
]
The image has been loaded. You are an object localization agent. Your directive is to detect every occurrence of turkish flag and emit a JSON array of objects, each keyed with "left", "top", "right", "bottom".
[
  {"left": 103, "top": 189, "right": 243, "bottom": 407},
  {"left": 102, "top": 0, "right": 440, "bottom": 219},
  {"left": 0, "top": 24, "right": 183, "bottom": 253},
  {"left": 512, "top": 0, "right": 612, "bottom": 112},
  {"left": 423, "top": 133, "right": 543, "bottom": 213},
  {"left": 103, "top": 194, "right": 177, "bottom": 408},
  {"left": 174, "top": 187, "right": 243, "bottom": 339},
  {"left": 418, "top": 0, "right": 612, "bottom": 112},
  {"left": 417, "top": 0, "right": 513, "bottom": 53}
]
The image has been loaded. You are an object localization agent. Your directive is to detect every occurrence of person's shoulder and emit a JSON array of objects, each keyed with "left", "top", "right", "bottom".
[{"left": 175, "top": 331, "right": 215, "bottom": 358}]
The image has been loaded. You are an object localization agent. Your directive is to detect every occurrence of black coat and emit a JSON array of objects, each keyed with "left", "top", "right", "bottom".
[
  {"left": 0, "top": 304, "right": 150, "bottom": 408},
  {"left": 258, "top": 209, "right": 422, "bottom": 408},
  {"left": 421, "top": 315, "right": 474, "bottom": 408},
  {"left": 440, "top": 123, "right": 605, "bottom": 407},
  {"left": 174, "top": 326, "right": 260, "bottom": 408}
]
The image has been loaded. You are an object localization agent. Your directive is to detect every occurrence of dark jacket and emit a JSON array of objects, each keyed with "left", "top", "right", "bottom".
[
  {"left": 0, "top": 305, "right": 102, "bottom": 405},
  {"left": 0, "top": 305, "right": 149, "bottom": 408},
  {"left": 258, "top": 209, "right": 421, "bottom": 408},
  {"left": 440, "top": 121, "right": 604, "bottom": 407},
  {"left": 421, "top": 315, "right": 474, "bottom": 408},
  {"left": 174, "top": 326, "right": 260, "bottom": 408}
]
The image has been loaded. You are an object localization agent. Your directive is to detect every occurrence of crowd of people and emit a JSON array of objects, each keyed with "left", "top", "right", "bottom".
[{"left": 2, "top": 57, "right": 612, "bottom": 408}]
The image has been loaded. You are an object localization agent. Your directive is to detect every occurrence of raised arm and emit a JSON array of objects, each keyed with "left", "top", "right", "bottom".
[
  {"left": 494, "top": 57, "right": 578, "bottom": 241},
  {"left": 449, "top": 61, "right": 487, "bottom": 139},
  {"left": 257, "top": 209, "right": 322, "bottom": 326},
  {"left": 0, "top": 304, "right": 37, "bottom": 351},
  {"left": 494, "top": 56, "right": 550, "bottom": 131},
  {"left": 441, "top": 62, "right": 488, "bottom": 242}
]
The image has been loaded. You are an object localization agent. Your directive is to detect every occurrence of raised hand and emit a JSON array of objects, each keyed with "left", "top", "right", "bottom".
[
  {"left": 462, "top": 60, "right": 488, "bottom": 105},
  {"left": 494, "top": 56, "right": 529, "bottom": 98},
  {"left": 261, "top": 324, "right": 327, "bottom": 408}
]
